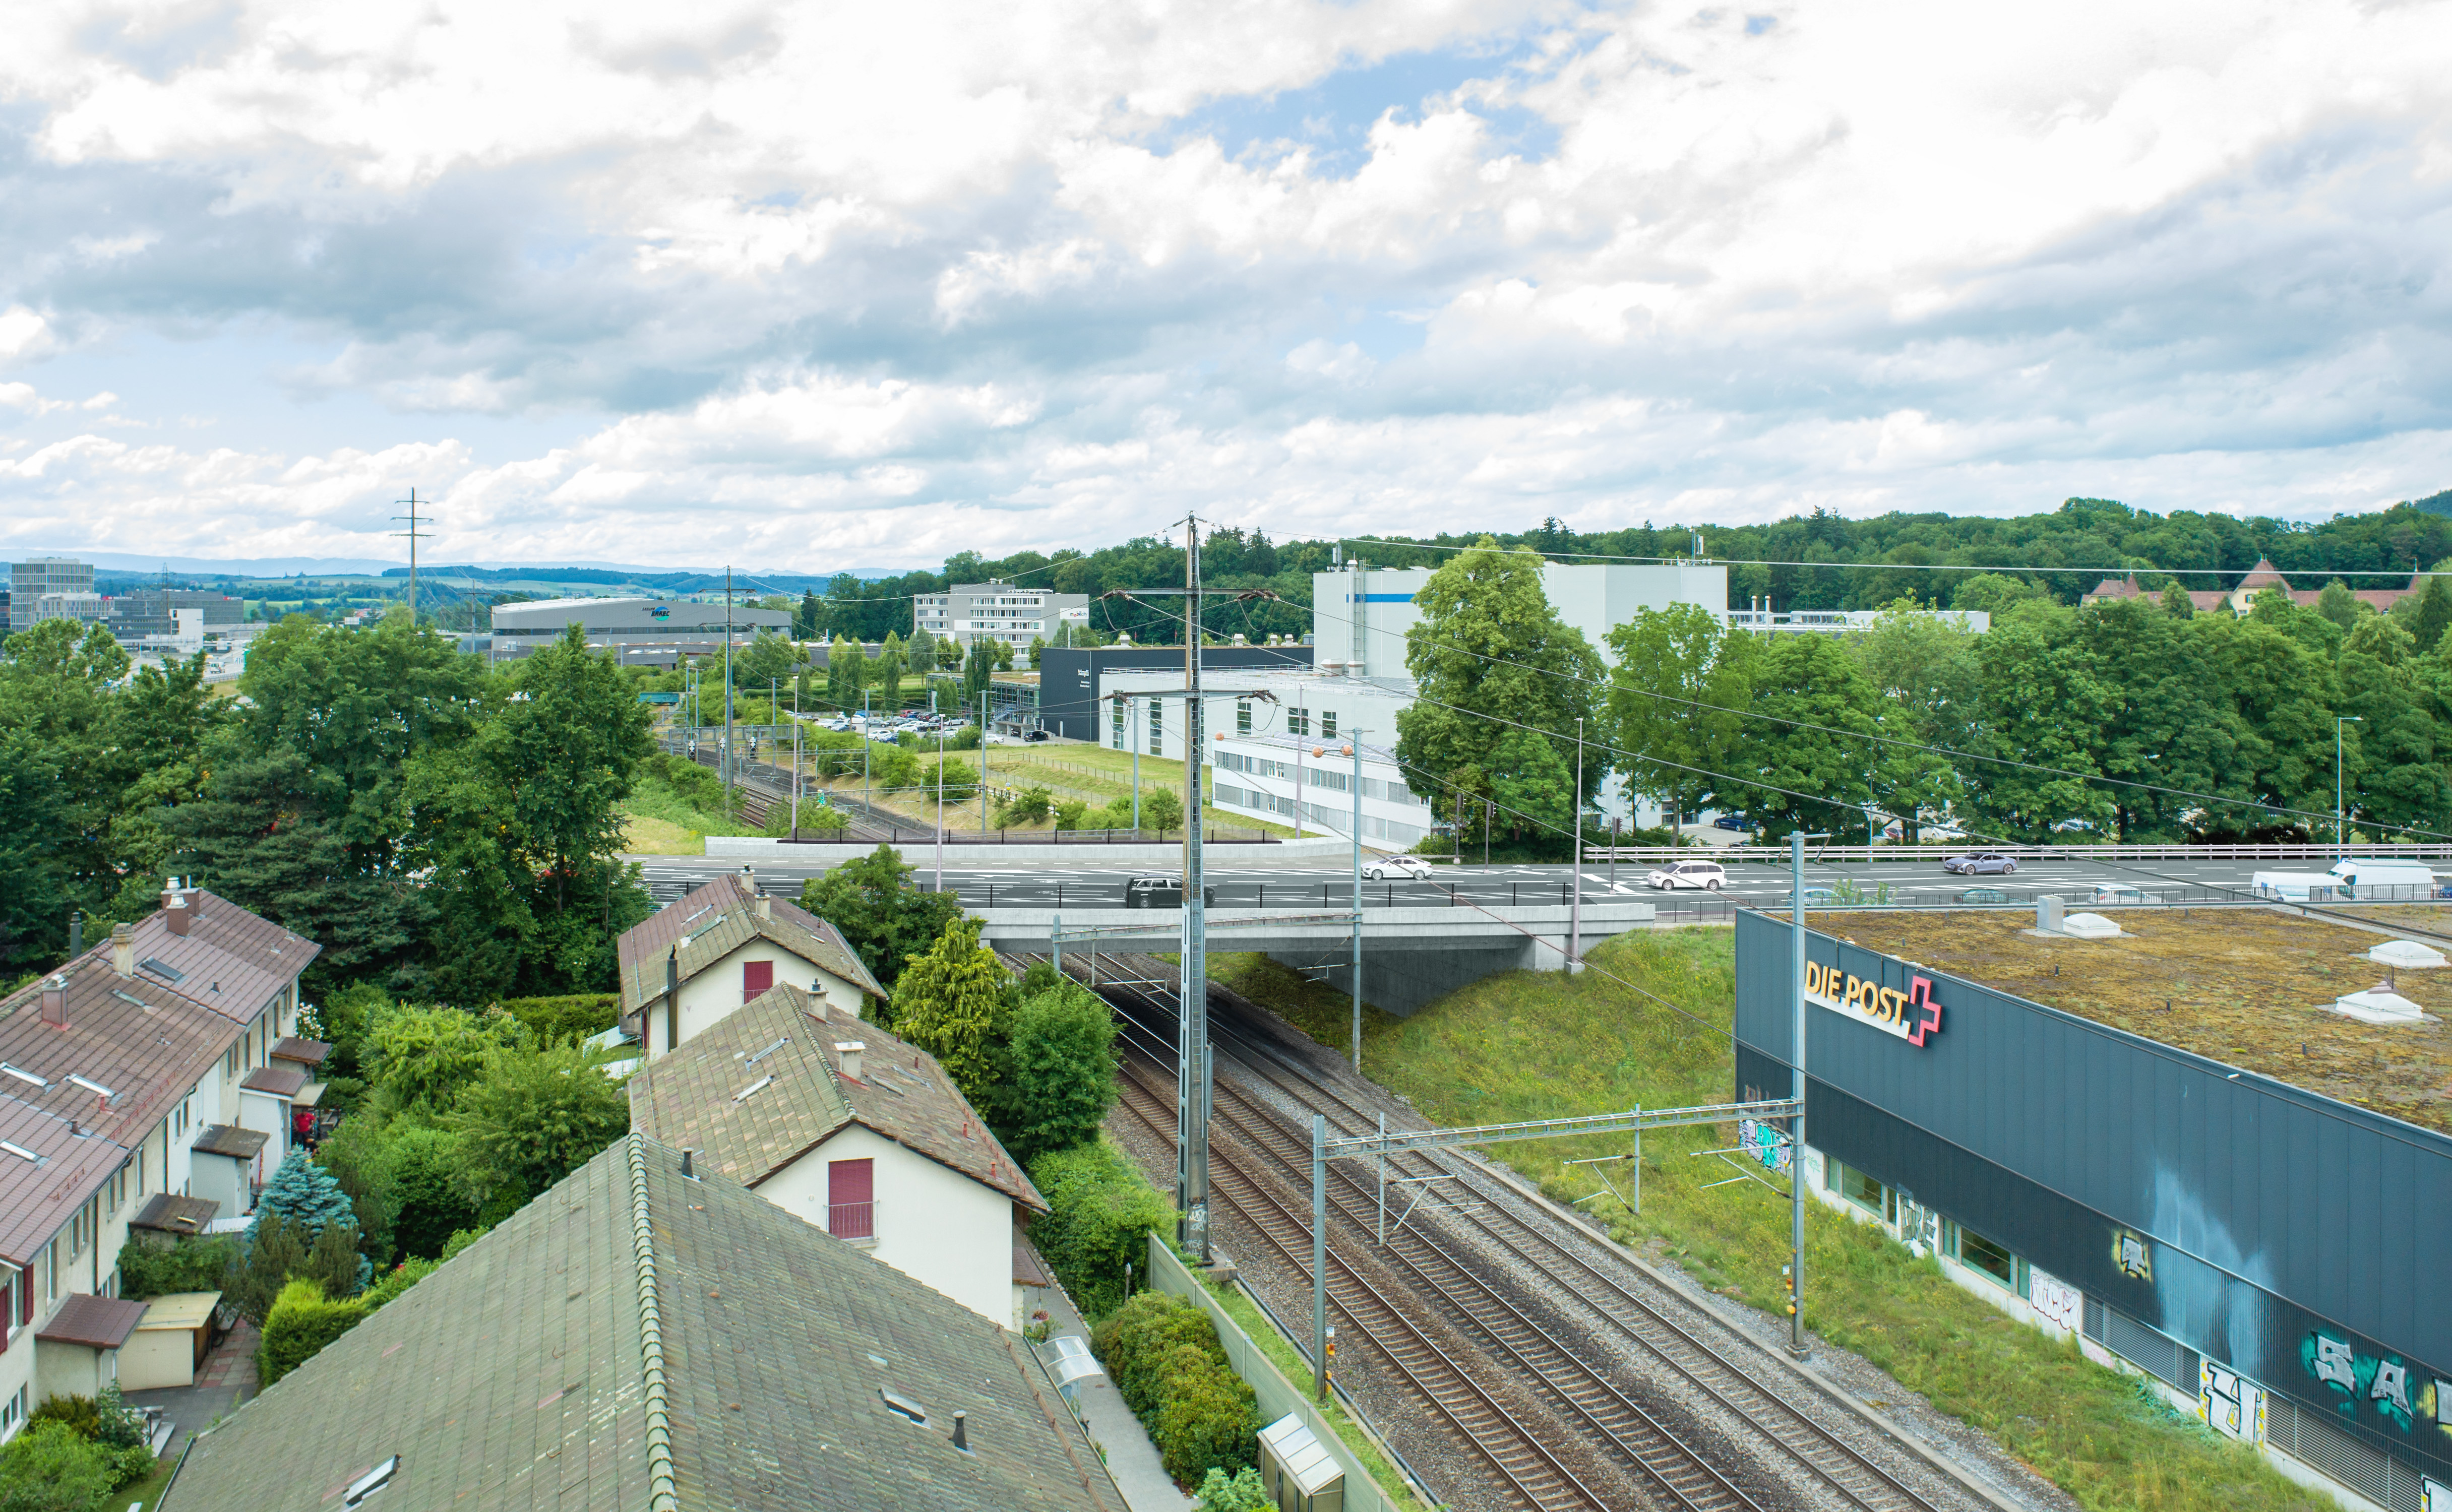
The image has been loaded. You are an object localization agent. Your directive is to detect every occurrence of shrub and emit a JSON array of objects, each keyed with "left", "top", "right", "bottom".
[
  {"left": 257, "top": 1278, "right": 370, "bottom": 1389},
  {"left": 22, "top": 1398, "right": 96, "bottom": 1441},
  {"left": 360, "top": 1255, "right": 439, "bottom": 1309},
  {"left": 91, "top": 1384, "right": 144, "bottom": 1453},
  {"left": 995, "top": 786, "right": 1054, "bottom": 826},
  {"left": 1090, "top": 1293, "right": 1259, "bottom": 1483},
  {"left": 390, "top": 1124, "right": 479, "bottom": 1259},
  {"left": 1053, "top": 799, "right": 1089, "bottom": 832},
  {"left": 1001, "top": 979, "right": 1118, "bottom": 1163},
  {"left": 493, "top": 994, "right": 622, "bottom": 1046},
  {"left": 1194, "top": 1466, "right": 1270, "bottom": 1512},
  {"left": 253, "top": 1148, "right": 371, "bottom": 1294},
  {"left": 114, "top": 1234, "right": 238, "bottom": 1300},
  {"left": 222, "top": 1211, "right": 308, "bottom": 1325},
  {"left": 1142, "top": 787, "right": 1184, "bottom": 833},
  {"left": 450, "top": 1042, "right": 629, "bottom": 1210},
  {"left": 1027, "top": 1137, "right": 1176, "bottom": 1320},
  {"left": 0, "top": 1422, "right": 114, "bottom": 1512},
  {"left": 367, "top": 1003, "right": 514, "bottom": 1110}
]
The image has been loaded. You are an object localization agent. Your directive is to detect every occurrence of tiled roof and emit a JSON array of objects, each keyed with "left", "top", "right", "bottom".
[
  {"left": 0, "top": 1096, "right": 130, "bottom": 1267},
  {"left": 618, "top": 877, "right": 886, "bottom": 1016},
  {"left": 192, "top": 1124, "right": 268, "bottom": 1160},
  {"left": 119, "top": 888, "right": 318, "bottom": 1024},
  {"left": 241, "top": 1064, "right": 309, "bottom": 1097},
  {"left": 38, "top": 1292, "right": 150, "bottom": 1349},
  {"left": 270, "top": 1037, "right": 331, "bottom": 1066},
  {"left": 630, "top": 986, "right": 1044, "bottom": 1213},
  {"left": 160, "top": 1133, "right": 1122, "bottom": 1512}
]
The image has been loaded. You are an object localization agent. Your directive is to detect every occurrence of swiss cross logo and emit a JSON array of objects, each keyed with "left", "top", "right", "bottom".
[{"left": 1905, "top": 975, "right": 1942, "bottom": 1046}]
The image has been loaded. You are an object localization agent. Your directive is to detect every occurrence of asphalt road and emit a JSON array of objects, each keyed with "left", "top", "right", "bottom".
[{"left": 633, "top": 850, "right": 2352, "bottom": 909}]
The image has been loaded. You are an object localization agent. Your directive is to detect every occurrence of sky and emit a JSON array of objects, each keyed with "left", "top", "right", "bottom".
[{"left": 2, "top": 0, "right": 2448, "bottom": 573}]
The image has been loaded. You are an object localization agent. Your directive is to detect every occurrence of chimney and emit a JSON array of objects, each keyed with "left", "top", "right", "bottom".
[
  {"left": 111, "top": 924, "right": 134, "bottom": 980},
  {"left": 68, "top": 912, "right": 82, "bottom": 960},
  {"left": 756, "top": 896, "right": 772, "bottom": 922},
  {"left": 165, "top": 894, "right": 191, "bottom": 937},
  {"left": 952, "top": 1411, "right": 968, "bottom": 1452},
  {"left": 681, "top": 1149, "right": 696, "bottom": 1180},
  {"left": 40, "top": 975, "right": 68, "bottom": 1027},
  {"left": 835, "top": 1042, "right": 865, "bottom": 1081}
]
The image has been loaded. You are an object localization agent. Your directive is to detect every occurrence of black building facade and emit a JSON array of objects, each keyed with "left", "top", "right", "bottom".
[
  {"left": 1033, "top": 644, "right": 1314, "bottom": 742},
  {"left": 1733, "top": 911, "right": 2452, "bottom": 1506}
]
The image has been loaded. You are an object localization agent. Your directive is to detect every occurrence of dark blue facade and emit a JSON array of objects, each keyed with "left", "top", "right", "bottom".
[
  {"left": 1034, "top": 645, "right": 1314, "bottom": 741},
  {"left": 1732, "top": 910, "right": 2452, "bottom": 1484}
]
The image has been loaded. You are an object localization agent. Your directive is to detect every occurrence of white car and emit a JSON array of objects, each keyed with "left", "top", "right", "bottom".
[
  {"left": 1362, "top": 855, "right": 1434, "bottom": 881},
  {"left": 1647, "top": 860, "right": 1727, "bottom": 891}
]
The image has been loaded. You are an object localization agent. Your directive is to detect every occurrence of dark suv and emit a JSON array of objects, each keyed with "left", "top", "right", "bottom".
[{"left": 1123, "top": 874, "right": 1218, "bottom": 909}]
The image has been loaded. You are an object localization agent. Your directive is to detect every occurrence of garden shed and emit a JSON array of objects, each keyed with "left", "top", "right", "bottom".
[{"left": 118, "top": 1292, "right": 219, "bottom": 1391}]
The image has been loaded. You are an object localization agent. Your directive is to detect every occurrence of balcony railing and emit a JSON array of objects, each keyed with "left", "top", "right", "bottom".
[{"left": 828, "top": 1201, "right": 874, "bottom": 1240}]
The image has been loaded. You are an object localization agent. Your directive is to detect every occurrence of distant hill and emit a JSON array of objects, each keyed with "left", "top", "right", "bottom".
[
  {"left": 2410, "top": 488, "right": 2452, "bottom": 518},
  {"left": 379, "top": 564, "right": 899, "bottom": 590}
]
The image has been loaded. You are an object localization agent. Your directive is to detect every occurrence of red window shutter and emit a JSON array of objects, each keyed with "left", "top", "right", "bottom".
[
  {"left": 827, "top": 1158, "right": 874, "bottom": 1239},
  {"left": 742, "top": 960, "right": 774, "bottom": 1002}
]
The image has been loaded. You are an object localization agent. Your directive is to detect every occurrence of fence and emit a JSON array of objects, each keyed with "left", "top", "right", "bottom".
[
  {"left": 1144, "top": 1236, "right": 1424, "bottom": 1512},
  {"left": 1587, "top": 841, "right": 2452, "bottom": 863}
]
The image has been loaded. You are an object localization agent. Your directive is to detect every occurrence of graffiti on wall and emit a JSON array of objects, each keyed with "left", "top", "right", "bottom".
[
  {"left": 2303, "top": 1328, "right": 2452, "bottom": 1444},
  {"left": 2111, "top": 1229, "right": 2152, "bottom": 1282},
  {"left": 1736, "top": 1117, "right": 1791, "bottom": 1172},
  {"left": 2029, "top": 1269, "right": 2083, "bottom": 1335}
]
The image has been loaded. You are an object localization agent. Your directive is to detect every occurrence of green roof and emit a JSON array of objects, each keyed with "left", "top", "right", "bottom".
[{"left": 160, "top": 1133, "right": 1118, "bottom": 1512}]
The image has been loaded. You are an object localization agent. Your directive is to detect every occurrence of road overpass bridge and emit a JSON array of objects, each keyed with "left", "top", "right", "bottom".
[{"left": 971, "top": 900, "right": 1659, "bottom": 1016}]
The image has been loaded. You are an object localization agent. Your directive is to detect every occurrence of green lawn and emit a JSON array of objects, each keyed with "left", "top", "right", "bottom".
[
  {"left": 118, "top": 1445, "right": 182, "bottom": 1510},
  {"left": 1208, "top": 936, "right": 2326, "bottom": 1512}
]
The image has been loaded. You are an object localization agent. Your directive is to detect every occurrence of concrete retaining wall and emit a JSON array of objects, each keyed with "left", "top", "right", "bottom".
[{"left": 705, "top": 834, "right": 1366, "bottom": 864}]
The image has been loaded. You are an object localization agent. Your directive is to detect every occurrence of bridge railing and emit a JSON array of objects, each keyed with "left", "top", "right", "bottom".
[{"left": 1585, "top": 842, "right": 2452, "bottom": 864}]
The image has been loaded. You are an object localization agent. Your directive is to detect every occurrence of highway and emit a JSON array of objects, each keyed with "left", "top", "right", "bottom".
[{"left": 631, "top": 849, "right": 2373, "bottom": 909}]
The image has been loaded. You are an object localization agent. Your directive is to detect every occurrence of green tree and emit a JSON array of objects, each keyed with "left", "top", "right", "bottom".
[
  {"left": 2159, "top": 581, "right": 2196, "bottom": 619},
  {"left": 2337, "top": 615, "right": 2446, "bottom": 835},
  {"left": 1728, "top": 634, "right": 1939, "bottom": 841},
  {"left": 1028, "top": 635, "right": 1048, "bottom": 669},
  {"left": 1604, "top": 605, "right": 1757, "bottom": 828},
  {"left": 793, "top": 589, "right": 824, "bottom": 641},
  {"left": 1486, "top": 727, "right": 1576, "bottom": 841},
  {"left": 1142, "top": 785, "right": 1184, "bottom": 833},
  {"left": 451, "top": 1041, "right": 629, "bottom": 1213},
  {"left": 253, "top": 1148, "right": 359, "bottom": 1241},
  {"left": 962, "top": 638, "right": 997, "bottom": 704},
  {"left": 1393, "top": 539, "right": 1602, "bottom": 817},
  {"left": 2314, "top": 579, "right": 2366, "bottom": 632},
  {"left": 795, "top": 844, "right": 959, "bottom": 990},
  {"left": 2404, "top": 575, "right": 2452, "bottom": 653},
  {"left": 873, "top": 632, "right": 906, "bottom": 710},
  {"left": 737, "top": 628, "right": 804, "bottom": 690},
  {"left": 0, "top": 1422, "right": 115, "bottom": 1512},
  {"left": 826, "top": 637, "right": 865, "bottom": 711},
  {"left": 1001, "top": 979, "right": 1118, "bottom": 1162},
  {"left": 1958, "top": 604, "right": 2120, "bottom": 841},
  {"left": 368, "top": 1004, "right": 515, "bottom": 1111},
  {"left": 888, "top": 917, "right": 1008, "bottom": 1094}
]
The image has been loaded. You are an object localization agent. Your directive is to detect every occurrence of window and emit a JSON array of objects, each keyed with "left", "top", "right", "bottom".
[
  {"left": 1321, "top": 711, "right": 1337, "bottom": 738},
  {"left": 0, "top": 1384, "right": 26, "bottom": 1442},
  {"left": 1147, "top": 702, "right": 1162, "bottom": 755},
  {"left": 1290, "top": 707, "right": 1309, "bottom": 736},
  {"left": 1111, "top": 702, "right": 1125, "bottom": 749},
  {"left": 1837, "top": 1163, "right": 1886, "bottom": 1216},
  {"left": 827, "top": 1158, "right": 874, "bottom": 1239},
  {"left": 742, "top": 960, "right": 774, "bottom": 1002},
  {"left": 1953, "top": 1224, "right": 2017, "bottom": 1287},
  {"left": 1237, "top": 700, "right": 1251, "bottom": 735}
]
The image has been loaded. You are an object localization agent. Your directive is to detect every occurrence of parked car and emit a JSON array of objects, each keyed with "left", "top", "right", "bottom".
[
  {"left": 1646, "top": 860, "right": 1727, "bottom": 891},
  {"left": 1122, "top": 874, "right": 1217, "bottom": 909},
  {"left": 1022, "top": 729, "right": 1050, "bottom": 742},
  {"left": 1942, "top": 852, "right": 2018, "bottom": 874},
  {"left": 2090, "top": 886, "right": 2151, "bottom": 905},
  {"left": 1958, "top": 887, "right": 2011, "bottom": 904},
  {"left": 1710, "top": 814, "right": 1749, "bottom": 832},
  {"left": 1799, "top": 888, "right": 1837, "bottom": 906},
  {"left": 1362, "top": 855, "right": 1433, "bottom": 881}
]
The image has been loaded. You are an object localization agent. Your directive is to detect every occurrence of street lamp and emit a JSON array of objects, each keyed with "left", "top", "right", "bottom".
[{"left": 2337, "top": 716, "right": 2363, "bottom": 855}]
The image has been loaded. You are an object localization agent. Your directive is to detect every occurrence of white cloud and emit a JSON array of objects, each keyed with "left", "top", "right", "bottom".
[{"left": 0, "top": 0, "right": 2447, "bottom": 566}]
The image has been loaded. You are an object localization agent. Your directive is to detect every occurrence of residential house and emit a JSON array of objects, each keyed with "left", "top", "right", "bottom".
[
  {"left": 629, "top": 985, "right": 1047, "bottom": 1327},
  {"left": 0, "top": 885, "right": 322, "bottom": 1437},
  {"left": 158, "top": 1133, "right": 1123, "bottom": 1512},
  {"left": 2084, "top": 559, "right": 2431, "bottom": 616},
  {"left": 618, "top": 872, "right": 886, "bottom": 1058}
]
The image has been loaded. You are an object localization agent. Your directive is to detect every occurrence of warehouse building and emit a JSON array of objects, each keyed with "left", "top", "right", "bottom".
[
  {"left": 1733, "top": 909, "right": 2452, "bottom": 1512},
  {"left": 1029, "top": 641, "right": 1314, "bottom": 741},
  {"left": 1313, "top": 557, "right": 1727, "bottom": 679},
  {"left": 482, "top": 595, "right": 791, "bottom": 665}
]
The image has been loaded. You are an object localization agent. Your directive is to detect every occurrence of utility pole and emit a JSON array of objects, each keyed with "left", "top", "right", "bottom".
[
  {"left": 1788, "top": 828, "right": 1827, "bottom": 1359},
  {"left": 1181, "top": 518, "right": 1210, "bottom": 1261},
  {"left": 934, "top": 687, "right": 945, "bottom": 895},
  {"left": 1571, "top": 717, "right": 1583, "bottom": 973},
  {"left": 1348, "top": 732, "right": 1365, "bottom": 1071},
  {"left": 1132, "top": 698, "right": 1141, "bottom": 832},
  {"left": 391, "top": 488, "right": 432, "bottom": 626},
  {"left": 980, "top": 690, "right": 990, "bottom": 833}
]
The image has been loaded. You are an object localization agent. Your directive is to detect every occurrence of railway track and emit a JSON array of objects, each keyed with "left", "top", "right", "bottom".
[{"left": 1069, "top": 950, "right": 1970, "bottom": 1512}]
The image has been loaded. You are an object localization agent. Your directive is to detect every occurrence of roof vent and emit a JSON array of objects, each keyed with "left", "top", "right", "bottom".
[
  {"left": 343, "top": 1456, "right": 399, "bottom": 1505},
  {"left": 732, "top": 1075, "right": 775, "bottom": 1103},
  {"left": 834, "top": 1042, "right": 865, "bottom": 1081},
  {"left": 0, "top": 1062, "right": 47, "bottom": 1090},
  {"left": 743, "top": 1037, "right": 788, "bottom": 1066},
  {"left": 0, "top": 1140, "right": 41, "bottom": 1164},
  {"left": 880, "top": 1390, "right": 926, "bottom": 1424},
  {"left": 952, "top": 1411, "right": 969, "bottom": 1453},
  {"left": 67, "top": 1074, "right": 115, "bottom": 1103},
  {"left": 40, "top": 974, "right": 67, "bottom": 1027}
]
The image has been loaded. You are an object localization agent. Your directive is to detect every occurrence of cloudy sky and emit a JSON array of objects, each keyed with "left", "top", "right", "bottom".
[{"left": 2, "top": 0, "right": 2448, "bottom": 572}]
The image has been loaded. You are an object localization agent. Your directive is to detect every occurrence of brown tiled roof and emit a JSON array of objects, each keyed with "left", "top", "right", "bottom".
[
  {"left": 191, "top": 1124, "right": 268, "bottom": 1160},
  {"left": 120, "top": 888, "right": 317, "bottom": 1024},
  {"left": 269, "top": 1038, "right": 331, "bottom": 1066},
  {"left": 38, "top": 1292, "right": 150, "bottom": 1349},
  {"left": 0, "top": 966, "right": 232, "bottom": 1151},
  {"left": 160, "top": 1135, "right": 1122, "bottom": 1512},
  {"left": 629, "top": 986, "right": 1044, "bottom": 1212},
  {"left": 240, "top": 1064, "right": 308, "bottom": 1097},
  {"left": 618, "top": 879, "right": 886, "bottom": 1016},
  {"left": 130, "top": 1193, "right": 221, "bottom": 1235},
  {"left": 1014, "top": 1233, "right": 1052, "bottom": 1288},
  {"left": 0, "top": 1098, "right": 130, "bottom": 1267}
]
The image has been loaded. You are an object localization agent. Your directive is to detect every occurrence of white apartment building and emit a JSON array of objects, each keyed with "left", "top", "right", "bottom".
[
  {"left": 0, "top": 886, "right": 321, "bottom": 1434},
  {"left": 912, "top": 581, "right": 1089, "bottom": 652},
  {"left": 1314, "top": 559, "right": 1729, "bottom": 679},
  {"left": 1727, "top": 604, "right": 1991, "bottom": 635}
]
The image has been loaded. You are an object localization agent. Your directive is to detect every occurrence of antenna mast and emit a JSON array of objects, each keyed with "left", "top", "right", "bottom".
[{"left": 392, "top": 488, "right": 433, "bottom": 625}]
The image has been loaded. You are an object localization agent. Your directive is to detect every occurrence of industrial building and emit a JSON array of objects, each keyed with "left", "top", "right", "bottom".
[
  {"left": 1724, "top": 605, "right": 1991, "bottom": 636},
  {"left": 1313, "top": 557, "right": 1727, "bottom": 679},
  {"left": 1733, "top": 909, "right": 2452, "bottom": 1512},
  {"left": 1026, "top": 641, "right": 1315, "bottom": 741},
  {"left": 7, "top": 557, "right": 93, "bottom": 630},
  {"left": 912, "top": 580, "right": 1088, "bottom": 652},
  {"left": 481, "top": 594, "right": 791, "bottom": 665}
]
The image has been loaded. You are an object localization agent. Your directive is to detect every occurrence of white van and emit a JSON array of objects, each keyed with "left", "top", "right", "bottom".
[
  {"left": 2326, "top": 859, "right": 2441, "bottom": 900},
  {"left": 2250, "top": 871, "right": 2337, "bottom": 902}
]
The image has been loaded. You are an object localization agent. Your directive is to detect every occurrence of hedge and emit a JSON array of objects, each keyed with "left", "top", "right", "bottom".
[
  {"left": 1026, "top": 1137, "right": 1177, "bottom": 1320},
  {"left": 258, "top": 1279, "right": 369, "bottom": 1389},
  {"left": 1091, "top": 1292, "right": 1260, "bottom": 1484},
  {"left": 493, "top": 994, "right": 623, "bottom": 1046}
]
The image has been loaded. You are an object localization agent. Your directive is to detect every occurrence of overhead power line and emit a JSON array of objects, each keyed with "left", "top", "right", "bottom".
[{"left": 1334, "top": 535, "right": 2449, "bottom": 580}]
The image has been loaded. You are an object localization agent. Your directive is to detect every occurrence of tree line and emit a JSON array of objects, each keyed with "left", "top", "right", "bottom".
[{"left": 1395, "top": 538, "right": 2452, "bottom": 848}]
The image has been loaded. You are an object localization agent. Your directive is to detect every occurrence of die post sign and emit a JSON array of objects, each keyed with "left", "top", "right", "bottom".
[{"left": 1803, "top": 960, "right": 1944, "bottom": 1047}]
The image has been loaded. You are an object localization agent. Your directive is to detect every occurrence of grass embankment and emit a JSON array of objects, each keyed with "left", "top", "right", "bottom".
[
  {"left": 1810, "top": 908, "right": 2452, "bottom": 1135},
  {"left": 1209, "top": 936, "right": 2323, "bottom": 1512},
  {"left": 617, "top": 753, "right": 739, "bottom": 855},
  {"left": 812, "top": 745, "right": 1305, "bottom": 838},
  {"left": 1200, "top": 1274, "right": 1427, "bottom": 1507}
]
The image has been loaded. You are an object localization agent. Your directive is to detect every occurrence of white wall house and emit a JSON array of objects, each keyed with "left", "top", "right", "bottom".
[
  {"left": 628, "top": 985, "right": 1047, "bottom": 1327},
  {"left": 1312, "top": 559, "right": 1729, "bottom": 679},
  {"left": 0, "top": 887, "right": 321, "bottom": 1438},
  {"left": 619, "top": 874, "right": 887, "bottom": 1059}
]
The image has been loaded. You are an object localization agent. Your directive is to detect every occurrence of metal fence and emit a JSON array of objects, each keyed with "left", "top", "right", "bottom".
[{"left": 1587, "top": 841, "right": 2452, "bottom": 863}]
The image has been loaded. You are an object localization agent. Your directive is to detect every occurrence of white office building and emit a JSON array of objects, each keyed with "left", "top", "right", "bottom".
[
  {"left": 1727, "top": 604, "right": 1991, "bottom": 635},
  {"left": 913, "top": 581, "right": 1089, "bottom": 653},
  {"left": 1210, "top": 733, "right": 1435, "bottom": 849},
  {"left": 1313, "top": 559, "right": 1728, "bottom": 679},
  {"left": 8, "top": 557, "right": 94, "bottom": 631}
]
